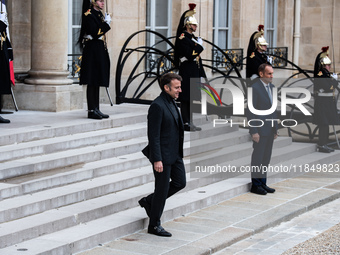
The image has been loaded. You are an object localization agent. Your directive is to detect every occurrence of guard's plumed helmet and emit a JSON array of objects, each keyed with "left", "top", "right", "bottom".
[
  {"left": 254, "top": 25, "right": 269, "bottom": 50},
  {"left": 320, "top": 46, "right": 332, "bottom": 66},
  {"left": 184, "top": 3, "right": 198, "bottom": 26}
]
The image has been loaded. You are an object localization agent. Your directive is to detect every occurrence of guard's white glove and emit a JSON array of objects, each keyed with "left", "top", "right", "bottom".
[
  {"left": 104, "top": 13, "right": 111, "bottom": 25},
  {"left": 331, "top": 73, "right": 338, "bottom": 81},
  {"left": 197, "top": 37, "right": 203, "bottom": 46},
  {"left": 267, "top": 56, "right": 273, "bottom": 65},
  {"left": 0, "top": 12, "right": 6, "bottom": 23}
]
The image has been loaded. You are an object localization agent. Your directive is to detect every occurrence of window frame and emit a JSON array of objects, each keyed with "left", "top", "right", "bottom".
[
  {"left": 264, "top": 0, "right": 278, "bottom": 47},
  {"left": 213, "top": 0, "right": 232, "bottom": 49},
  {"left": 68, "top": 0, "right": 82, "bottom": 55},
  {"left": 145, "top": 0, "right": 172, "bottom": 47}
]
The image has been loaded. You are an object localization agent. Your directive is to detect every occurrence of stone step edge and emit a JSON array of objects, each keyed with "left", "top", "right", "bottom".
[
  {"left": 0, "top": 147, "right": 338, "bottom": 248},
  {"left": 0, "top": 135, "right": 295, "bottom": 208},
  {"left": 0, "top": 138, "right": 312, "bottom": 224},
  {"left": 0, "top": 137, "right": 148, "bottom": 180},
  {"left": 0, "top": 122, "right": 148, "bottom": 163},
  {"left": 0, "top": 122, "right": 238, "bottom": 177},
  {"left": 0, "top": 111, "right": 148, "bottom": 146},
  {"left": 0, "top": 127, "right": 249, "bottom": 195},
  {"left": 1, "top": 169, "right": 339, "bottom": 255},
  {"left": 163, "top": 181, "right": 340, "bottom": 255},
  {"left": 0, "top": 122, "right": 241, "bottom": 165}
]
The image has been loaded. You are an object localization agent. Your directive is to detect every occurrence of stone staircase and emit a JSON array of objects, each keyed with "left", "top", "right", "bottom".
[{"left": 0, "top": 105, "right": 339, "bottom": 255}]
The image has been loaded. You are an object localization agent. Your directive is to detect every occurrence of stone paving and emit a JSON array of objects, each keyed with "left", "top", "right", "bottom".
[
  {"left": 216, "top": 196, "right": 340, "bottom": 254},
  {"left": 77, "top": 171, "right": 340, "bottom": 255}
]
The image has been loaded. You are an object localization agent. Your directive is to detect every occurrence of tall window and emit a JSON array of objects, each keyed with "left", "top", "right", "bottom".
[
  {"left": 265, "top": 0, "right": 278, "bottom": 47},
  {"left": 213, "top": 0, "right": 232, "bottom": 49},
  {"left": 68, "top": 0, "right": 82, "bottom": 78},
  {"left": 68, "top": 0, "right": 82, "bottom": 55},
  {"left": 146, "top": 0, "right": 172, "bottom": 52}
]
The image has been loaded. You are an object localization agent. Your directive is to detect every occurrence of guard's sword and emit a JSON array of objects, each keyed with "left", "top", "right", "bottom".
[
  {"left": 199, "top": 0, "right": 202, "bottom": 37},
  {"left": 330, "top": 20, "right": 336, "bottom": 73},
  {"left": 106, "top": 87, "right": 113, "bottom": 106},
  {"left": 104, "top": 0, "right": 113, "bottom": 106}
]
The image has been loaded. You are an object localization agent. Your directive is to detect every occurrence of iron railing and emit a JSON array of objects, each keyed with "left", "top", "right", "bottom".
[
  {"left": 211, "top": 48, "right": 244, "bottom": 72},
  {"left": 267, "top": 47, "right": 288, "bottom": 67},
  {"left": 67, "top": 54, "right": 82, "bottom": 83}
]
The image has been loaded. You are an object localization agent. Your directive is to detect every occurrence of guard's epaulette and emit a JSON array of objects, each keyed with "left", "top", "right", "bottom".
[
  {"left": 179, "top": 33, "right": 185, "bottom": 40},
  {"left": 1, "top": 31, "right": 6, "bottom": 50},
  {"left": 250, "top": 52, "right": 255, "bottom": 58},
  {"left": 84, "top": 9, "right": 91, "bottom": 16}
]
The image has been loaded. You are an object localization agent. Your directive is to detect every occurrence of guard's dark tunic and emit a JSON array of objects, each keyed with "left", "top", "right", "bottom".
[
  {"left": 175, "top": 31, "right": 206, "bottom": 102},
  {"left": 313, "top": 68, "right": 339, "bottom": 125},
  {"left": 79, "top": 8, "right": 110, "bottom": 88},
  {"left": 0, "top": 20, "right": 12, "bottom": 95},
  {"left": 246, "top": 50, "right": 269, "bottom": 79}
]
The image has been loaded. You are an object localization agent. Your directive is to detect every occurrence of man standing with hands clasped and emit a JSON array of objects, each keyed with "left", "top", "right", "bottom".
[
  {"left": 247, "top": 63, "right": 278, "bottom": 195},
  {"left": 139, "top": 73, "right": 186, "bottom": 237}
]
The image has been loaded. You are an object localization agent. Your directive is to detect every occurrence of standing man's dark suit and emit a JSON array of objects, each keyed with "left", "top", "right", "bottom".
[
  {"left": 247, "top": 64, "right": 278, "bottom": 195},
  {"left": 139, "top": 73, "right": 186, "bottom": 237}
]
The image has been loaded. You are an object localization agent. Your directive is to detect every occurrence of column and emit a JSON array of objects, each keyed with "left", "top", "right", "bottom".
[{"left": 17, "top": 0, "right": 83, "bottom": 112}]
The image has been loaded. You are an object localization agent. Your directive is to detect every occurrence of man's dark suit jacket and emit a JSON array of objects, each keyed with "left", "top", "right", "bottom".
[
  {"left": 247, "top": 79, "right": 278, "bottom": 136},
  {"left": 143, "top": 91, "right": 184, "bottom": 165}
]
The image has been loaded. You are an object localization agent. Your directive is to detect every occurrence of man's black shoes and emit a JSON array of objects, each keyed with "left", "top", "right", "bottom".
[
  {"left": 250, "top": 185, "right": 267, "bottom": 195},
  {"left": 88, "top": 110, "right": 102, "bottom": 120},
  {"left": 148, "top": 225, "right": 172, "bottom": 237},
  {"left": 0, "top": 116, "right": 10, "bottom": 123},
  {"left": 318, "top": 145, "right": 334, "bottom": 153},
  {"left": 138, "top": 197, "right": 151, "bottom": 217},
  {"left": 262, "top": 184, "right": 275, "bottom": 193},
  {"left": 95, "top": 109, "right": 109, "bottom": 118},
  {"left": 251, "top": 184, "right": 276, "bottom": 195},
  {"left": 88, "top": 109, "right": 109, "bottom": 119}
]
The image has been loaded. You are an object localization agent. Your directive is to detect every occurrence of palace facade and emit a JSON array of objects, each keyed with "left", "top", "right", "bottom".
[{"left": 5, "top": 0, "right": 339, "bottom": 111}]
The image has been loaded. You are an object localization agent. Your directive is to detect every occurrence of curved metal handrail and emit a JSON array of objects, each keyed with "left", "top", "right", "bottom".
[{"left": 115, "top": 29, "right": 340, "bottom": 141}]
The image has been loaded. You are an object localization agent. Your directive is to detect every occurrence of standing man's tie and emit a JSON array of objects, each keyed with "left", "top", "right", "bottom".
[{"left": 266, "top": 85, "right": 272, "bottom": 103}]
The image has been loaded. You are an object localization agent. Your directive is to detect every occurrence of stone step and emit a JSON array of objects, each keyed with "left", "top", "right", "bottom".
[
  {"left": 0, "top": 124, "right": 239, "bottom": 200},
  {"left": 1, "top": 149, "right": 339, "bottom": 254},
  {"left": 189, "top": 135, "right": 296, "bottom": 173},
  {"left": 189, "top": 140, "right": 315, "bottom": 181},
  {"left": 0, "top": 111, "right": 148, "bottom": 147},
  {"left": 0, "top": 151, "right": 150, "bottom": 200},
  {"left": 0, "top": 130, "right": 252, "bottom": 222},
  {"left": 0, "top": 119, "right": 236, "bottom": 180},
  {"left": 0, "top": 122, "right": 147, "bottom": 163},
  {"left": 0, "top": 138, "right": 323, "bottom": 248},
  {"left": 0, "top": 136, "right": 148, "bottom": 180}
]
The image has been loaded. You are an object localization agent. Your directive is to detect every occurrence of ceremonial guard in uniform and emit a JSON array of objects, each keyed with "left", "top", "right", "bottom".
[
  {"left": 246, "top": 25, "right": 273, "bottom": 81},
  {"left": 174, "top": 3, "right": 205, "bottom": 131},
  {"left": 313, "top": 46, "right": 339, "bottom": 153},
  {"left": 0, "top": 11, "right": 12, "bottom": 123},
  {"left": 78, "top": 0, "right": 111, "bottom": 120}
]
